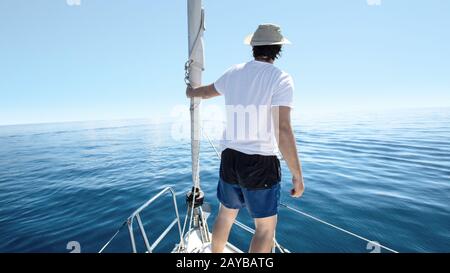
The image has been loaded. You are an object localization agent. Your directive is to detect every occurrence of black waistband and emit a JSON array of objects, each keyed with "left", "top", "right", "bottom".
[{"left": 220, "top": 148, "right": 281, "bottom": 189}]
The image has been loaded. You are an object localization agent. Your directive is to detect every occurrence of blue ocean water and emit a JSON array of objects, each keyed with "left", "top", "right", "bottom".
[{"left": 0, "top": 108, "right": 449, "bottom": 253}]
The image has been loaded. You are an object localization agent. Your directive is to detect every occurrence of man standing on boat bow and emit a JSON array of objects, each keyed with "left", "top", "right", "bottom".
[{"left": 186, "top": 24, "right": 305, "bottom": 253}]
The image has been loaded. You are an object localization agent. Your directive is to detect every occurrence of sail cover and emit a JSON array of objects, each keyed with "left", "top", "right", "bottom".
[{"left": 187, "top": 0, "right": 204, "bottom": 189}]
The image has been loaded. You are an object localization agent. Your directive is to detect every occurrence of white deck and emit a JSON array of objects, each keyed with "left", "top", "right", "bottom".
[{"left": 173, "top": 229, "right": 242, "bottom": 253}]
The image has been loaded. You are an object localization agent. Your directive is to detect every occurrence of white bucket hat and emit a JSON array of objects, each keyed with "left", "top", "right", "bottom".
[{"left": 244, "top": 24, "right": 291, "bottom": 46}]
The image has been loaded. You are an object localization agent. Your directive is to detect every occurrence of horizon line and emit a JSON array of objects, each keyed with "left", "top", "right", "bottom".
[{"left": 1, "top": 105, "right": 449, "bottom": 128}]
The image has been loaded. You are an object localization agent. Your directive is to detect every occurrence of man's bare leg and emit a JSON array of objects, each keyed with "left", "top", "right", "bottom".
[
  {"left": 211, "top": 204, "right": 239, "bottom": 253},
  {"left": 249, "top": 215, "right": 277, "bottom": 253}
]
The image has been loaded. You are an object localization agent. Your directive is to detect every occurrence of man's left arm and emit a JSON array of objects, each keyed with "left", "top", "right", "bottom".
[{"left": 186, "top": 84, "right": 221, "bottom": 99}]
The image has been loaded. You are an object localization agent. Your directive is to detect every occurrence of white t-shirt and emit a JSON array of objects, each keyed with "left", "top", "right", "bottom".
[{"left": 214, "top": 60, "right": 294, "bottom": 156}]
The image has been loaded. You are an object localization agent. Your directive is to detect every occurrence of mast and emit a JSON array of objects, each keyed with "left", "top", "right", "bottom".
[{"left": 187, "top": 0, "right": 204, "bottom": 190}]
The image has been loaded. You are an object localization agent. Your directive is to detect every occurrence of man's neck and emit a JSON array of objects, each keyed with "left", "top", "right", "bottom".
[{"left": 254, "top": 57, "right": 274, "bottom": 64}]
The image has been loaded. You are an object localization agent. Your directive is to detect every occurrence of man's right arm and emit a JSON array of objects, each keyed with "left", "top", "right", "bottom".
[
  {"left": 186, "top": 84, "right": 221, "bottom": 99},
  {"left": 273, "top": 106, "right": 305, "bottom": 198}
]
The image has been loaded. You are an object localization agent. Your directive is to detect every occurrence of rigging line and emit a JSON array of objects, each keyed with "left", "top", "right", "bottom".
[
  {"left": 179, "top": 206, "right": 190, "bottom": 251},
  {"left": 179, "top": 189, "right": 197, "bottom": 251},
  {"left": 201, "top": 126, "right": 220, "bottom": 158},
  {"left": 279, "top": 203, "right": 399, "bottom": 253},
  {"left": 201, "top": 127, "right": 399, "bottom": 253},
  {"left": 98, "top": 221, "right": 127, "bottom": 253}
]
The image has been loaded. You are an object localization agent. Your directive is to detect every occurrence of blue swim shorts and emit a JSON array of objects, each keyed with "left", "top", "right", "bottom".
[{"left": 217, "top": 178, "right": 281, "bottom": 218}]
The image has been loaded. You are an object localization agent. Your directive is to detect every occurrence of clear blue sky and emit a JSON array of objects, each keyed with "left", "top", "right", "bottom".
[{"left": 0, "top": 0, "right": 449, "bottom": 125}]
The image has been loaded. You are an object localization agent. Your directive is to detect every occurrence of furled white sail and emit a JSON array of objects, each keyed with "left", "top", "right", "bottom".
[{"left": 187, "top": 0, "right": 204, "bottom": 189}]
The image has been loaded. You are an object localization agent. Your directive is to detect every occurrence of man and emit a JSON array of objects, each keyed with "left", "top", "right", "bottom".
[{"left": 186, "top": 24, "right": 305, "bottom": 253}]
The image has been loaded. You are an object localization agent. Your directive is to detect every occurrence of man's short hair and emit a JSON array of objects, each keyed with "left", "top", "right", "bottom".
[{"left": 252, "top": 45, "right": 282, "bottom": 60}]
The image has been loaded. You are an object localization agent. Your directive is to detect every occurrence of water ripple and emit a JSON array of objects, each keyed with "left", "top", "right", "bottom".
[{"left": 0, "top": 108, "right": 449, "bottom": 252}]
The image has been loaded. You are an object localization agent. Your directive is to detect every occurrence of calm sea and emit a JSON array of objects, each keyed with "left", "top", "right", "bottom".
[{"left": 0, "top": 108, "right": 449, "bottom": 253}]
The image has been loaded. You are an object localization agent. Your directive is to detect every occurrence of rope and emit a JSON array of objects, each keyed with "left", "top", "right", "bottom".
[{"left": 201, "top": 127, "right": 399, "bottom": 253}]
